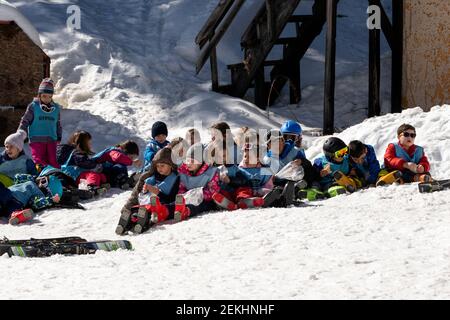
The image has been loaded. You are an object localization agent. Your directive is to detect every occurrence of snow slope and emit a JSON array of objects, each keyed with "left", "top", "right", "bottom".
[{"left": 1, "top": 1, "right": 449, "bottom": 300}]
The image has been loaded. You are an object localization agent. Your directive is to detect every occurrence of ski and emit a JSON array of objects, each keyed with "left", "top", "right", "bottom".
[
  {"left": 0, "top": 239, "right": 132, "bottom": 257},
  {"left": 418, "top": 179, "right": 450, "bottom": 193}
]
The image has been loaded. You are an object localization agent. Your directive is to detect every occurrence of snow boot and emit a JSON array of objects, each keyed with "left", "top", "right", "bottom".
[
  {"left": 115, "top": 207, "right": 133, "bottom": 235},
  {"left": 174, "top": 195, "right": 191, "bottom": 222},
  {"left": 333, "top": 171, "right": 357, "bottom": 193},
  {"left": 149, "top": 196, "right": 170, "bottom": 224},
  {"left": 9, "top": 209, "right": 34, "bottom": 225},
  {"left": 327, "top": 185, "right": 347, "bottom": 198},
  {"left": 133, "top": 205, "right": 153, "bottom": 234},
  {"left": 237, "top": 197, "right": 264, "bottom": 209},
  {"left": 297, "top": 187, "right": 326, "bottom": 201},
  {"left": 376, "top": 170, "right": 403, "bottom": 186},
  {"left": 263, "top": 187, "right": 283, "bottom": 207},
  {"left": 280, "top": 181, "right": 296, "bottom": 207},
  {"left": 212, "top": 192, "right": 237, "bottom": 211}
]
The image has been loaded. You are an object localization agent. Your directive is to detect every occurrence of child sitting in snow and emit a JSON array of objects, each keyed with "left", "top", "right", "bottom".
[
  {"left": 115, "top": 147, "right": 180, "bottom": 235},
  {"left": 348, "top": 140, "right": 380, "bottom": 187},
  {"left": 205, "top": 122, "right": 242, "bottom": 167},
  {"left": 213, "top": 135, "right": 273, "bottom": 210},
  {"left": 312, "top": 137, "right": 359, "bottom": 198},
  {"left": 142, "top": 121, "right": 170, "bottom": 172},
  {"left": 0, "top": 174, "right": 63, "bottom": 225},
  {"left": 18, "top": 78, "right": 62, "bottom": 170},
  {"left": 57, "top": 130, "right": 107, "bottom": 195},
  {"left": 379, "top": 123, "right": 432, "bottom": 185},
  {"left": 94, "top": 140, "right": 141, "bottom": 189},
  {"left": 0, "top": 130, "right": 37, "bottom": 187}
]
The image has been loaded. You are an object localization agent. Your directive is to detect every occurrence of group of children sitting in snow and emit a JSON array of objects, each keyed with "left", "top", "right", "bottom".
[{"left": 0, "top": 78, "right": 433, "bottom": 231}]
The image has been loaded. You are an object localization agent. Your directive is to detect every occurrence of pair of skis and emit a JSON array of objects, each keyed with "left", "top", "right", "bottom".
[
  {"left": 0, "top": 236, "right": 132, "bottom": 257},
  {"left": 418, "top": 179, "right": 450, "bottom": 193}
]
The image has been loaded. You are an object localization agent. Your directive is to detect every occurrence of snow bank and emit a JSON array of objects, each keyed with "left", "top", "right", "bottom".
[
  {"left": 306, "top": 105, "right": 450, "bottom": 180},
  {"left": 0, "top": 0, "right": 43, "bottom": 48}
]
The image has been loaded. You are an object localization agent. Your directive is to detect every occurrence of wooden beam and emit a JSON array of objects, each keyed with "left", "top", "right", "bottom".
[
  {"left": 323, "top": 0, "right": 337, "bottom": 135},
  {"left": 254, "top": 67, "right": 267, "bottom": 109},
  {"left": 196, "top": 0, "right": 246, "bottom": 74},
  {"left": 265, "top": 0, "right": 275, "bottom": 41},
  {"left": 210, "top": 48, "right": 219, "bottom": 91},
  {"left": 368, "top": 23, "right": 381, "bottom": 117},
  {"left": 391, "top": 0, "right": 403, "bottom": 113},
  {"left": 371, "top": 0, "right": 394, "bottom": 49},
  {"left": 195, "top": 0, "right": 234, "bottom": 49}
]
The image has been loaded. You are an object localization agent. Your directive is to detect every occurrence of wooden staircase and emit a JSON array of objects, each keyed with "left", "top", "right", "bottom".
[{"left": 196, "top": 0, "right": 329, "bottom": 109}]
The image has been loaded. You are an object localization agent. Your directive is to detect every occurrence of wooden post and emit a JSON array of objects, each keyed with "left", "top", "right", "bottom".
[
  {"left": 265, "top": 0, "right": 275, "bottom": 41},
  {"left": 391, "top": 0, "right": 403, "bottom": 113},
  {"left": 210, "top": 48, "right": 219, "bottom": 91},
  {"left": 323, "top": 0, "right": 337, "bottom": 135},
  {"left": 254, "top": 66, "right": 267, "bottom": 109},
  {"left": 368, "top": 0, "right": 380, "bottom": 117}
]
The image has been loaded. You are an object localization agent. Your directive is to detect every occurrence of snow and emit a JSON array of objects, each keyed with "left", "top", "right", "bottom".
[
  {"left": 0, "top": 0, "right": 43, "bottom": 49},
  {"left": 0, "top": 0, "right": 449, "bottom": 299}
]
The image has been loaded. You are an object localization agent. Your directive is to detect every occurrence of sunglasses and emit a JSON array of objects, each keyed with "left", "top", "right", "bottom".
[
  {"left": 334, "top": 146, "right": 348, "bottom": 158},
  {"left": 402, "top": 132, "right": 416, "bottom": 138}
]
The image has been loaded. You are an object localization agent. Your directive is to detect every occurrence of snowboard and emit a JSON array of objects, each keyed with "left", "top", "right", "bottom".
[
  {"left": 418, "top": 179, "right": 450, "bottom": 193},
  {"left": 0, "top": 237, "right": 132, "bottom": 257}
]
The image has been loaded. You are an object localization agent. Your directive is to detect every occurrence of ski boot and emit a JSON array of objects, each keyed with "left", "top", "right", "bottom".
[
  {"left": 174, "top": 195, "right": 191, "bottom": 222},
  {"left": 212, "top": 192, "right": 237, "bottom": 211},
  {"left": 297, "top": 187, "right": 326, "bottom": 201},
  {"left": 263, "top": 187, "right": 283, "bottom": 208},
  {"left": 149, "top": 196, "right": 170, "bottom": 224},
  {"left": 9, "top": 209, "right": 34, "bottom": 225},
  {"left": 326, "top": 185, "right": 347, "bottom": 198},
  {"left": 333, "top": 171, "right": 357, "bottom": 193},
  {"left": 237, "top": 197, "right": 264, "bottom": 209},
  {"left": 376, "top": 170, "right": 403, "bottom": 187},
  {"left": 280, "top": 181, "right": 296, "bottom": 207},
  {"left": 133, "top": 203, "right": 155, "bottom": 234}
]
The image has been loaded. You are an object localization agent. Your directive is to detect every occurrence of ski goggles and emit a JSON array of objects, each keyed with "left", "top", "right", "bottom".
[
  {"left": 402, "top": 131, "right": 416, "bottom": 138},
  {"left": 334, "top": 146, "right": 348, "bottom": 158},
  {"left": 283, "top": 134, "right": 301, "bottom": 141}
]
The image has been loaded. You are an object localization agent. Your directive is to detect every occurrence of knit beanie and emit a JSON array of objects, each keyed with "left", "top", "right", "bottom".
[
  {"left": 152, "top": 121, "right": 168, "bottom": 139},
  {"left": 151, "top": 147, "right": 177, "bottom": 171},
  {"left": 186, "top": 143, "right": 205, "bottom": 164},
  {"left": 4, "top": 130, "right": 27, "bottom": 151},
  {"left": 38, "top": 78, "right": 55, "bottom": 95}
]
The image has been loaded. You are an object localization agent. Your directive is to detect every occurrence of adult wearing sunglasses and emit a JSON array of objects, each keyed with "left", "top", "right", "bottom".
[{"left": 383, "top": 123, "right": 432, "bottom": 184}]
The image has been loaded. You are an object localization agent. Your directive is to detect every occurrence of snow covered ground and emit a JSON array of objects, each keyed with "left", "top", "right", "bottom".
[{"left": 1, "top": 0, "right": 449, "bottom": 299}]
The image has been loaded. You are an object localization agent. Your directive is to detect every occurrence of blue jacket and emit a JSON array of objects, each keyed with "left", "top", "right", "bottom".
[
  {"left": 350, "top": 144, "right": 380, "bottom": 185},
  {"left": 0, "top": 151, "right": 37, "bottom": 178},
  {"left": 143, "top": 139, "right": 170, "bottom": 172},
  {"left": 144, "top": 172, "right": 179, "bottom": 204},
  {"left": 313, "top": 154, "right": 350, "bottom": 187},
  {"left": 237, "top": 167, "right": 272, "bottom": 190},
  {"left": 263, "top": 140, "right": 306, "bottom": 173}
]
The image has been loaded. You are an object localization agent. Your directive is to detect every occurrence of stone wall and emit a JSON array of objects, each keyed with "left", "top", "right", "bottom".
[
  {"left": 403, "top": 0, "right": 450, "bottom": 110},
  {"left": 0, "top": 108, "right": 25, "bottom": 144},
  {"left": 0, "top": 22, "right": 49, "bottom": 108}
]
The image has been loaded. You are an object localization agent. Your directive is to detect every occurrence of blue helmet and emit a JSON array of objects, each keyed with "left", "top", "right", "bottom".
[
  {"left": 280, "top": 120, "right": 302, "bottom": 136},
  {"left": 47, "top": 176, "right": 63, "bottom": 197}
]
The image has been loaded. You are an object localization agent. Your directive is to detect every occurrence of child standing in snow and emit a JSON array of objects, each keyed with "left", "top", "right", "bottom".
[
  {"left": 348, "top": 140, "right": 380, "bottom": 187},
  {"left": 380, "top": 124, "right": 432, "bottom": 185},
  {"left": 56, "top": 130, "right": 107, "bottom": 194},
  {"left": 0, "top": 174, "right": 62, "bottom": 225},
  {"left": 18, "top": 78, "right": 62, "bottom": 170},
  {"left": 0, "top": 130, "right": 37, "bottom": 187},
  {"left": 142, "top": 121, "right": 170, "bottom": 172},
  {"left": 94, "top": 140, "right": 141, "bottom": 189}
]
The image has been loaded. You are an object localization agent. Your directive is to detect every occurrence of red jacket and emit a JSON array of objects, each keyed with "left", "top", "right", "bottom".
[
  {"left": 384, "top": 142, "right": 430, "bottom": 172},
  {"left": 178, "top": 163, "right": 220, "bottom": 202},
  {"left": 96, "top": 150, "right": 133, "bottom": 166}
]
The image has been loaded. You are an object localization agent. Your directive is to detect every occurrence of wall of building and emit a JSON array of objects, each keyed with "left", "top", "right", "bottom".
[{"left": 403, "top": 0, "right": 450, "bottom": 111}]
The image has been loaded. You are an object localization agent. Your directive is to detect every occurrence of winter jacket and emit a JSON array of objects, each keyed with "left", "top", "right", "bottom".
[
  {"left": 144, "top": 172, "right": 180, "bottom": 204},
  {"left": 349, "top": 144, "right": 381, "bottom": 185},
  {"left": 384, "top": 142, "right": 430, "bottom": 172},
  {"left": 237, "top": 166, "right": 273, "bottom": 191},
  {"left": 9, "top": 175, "right": 54, "bottom": 210},
  {"left": 178, "top": 163, "right": 220, "bottom": 202},
  {"left": 0, "top": 150, "right": 37, "bottom": 178},
  {"left": 19, "top": 98, "right": 62, "bottom": 143},
  {"left": 313, "top": 154, "right": 351, "bottom": 187},
  {"left": 263, "top": 140, "right": 306, "bottom": 173},
  {"left": 56, "top": 144, "right": 98, "bottom": 169},
  {"left": 143, "top": 139, "right": 170, "bottom": 171},
  {"left": 94, "top": 147, "right": 133, "bottom": 166}
]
